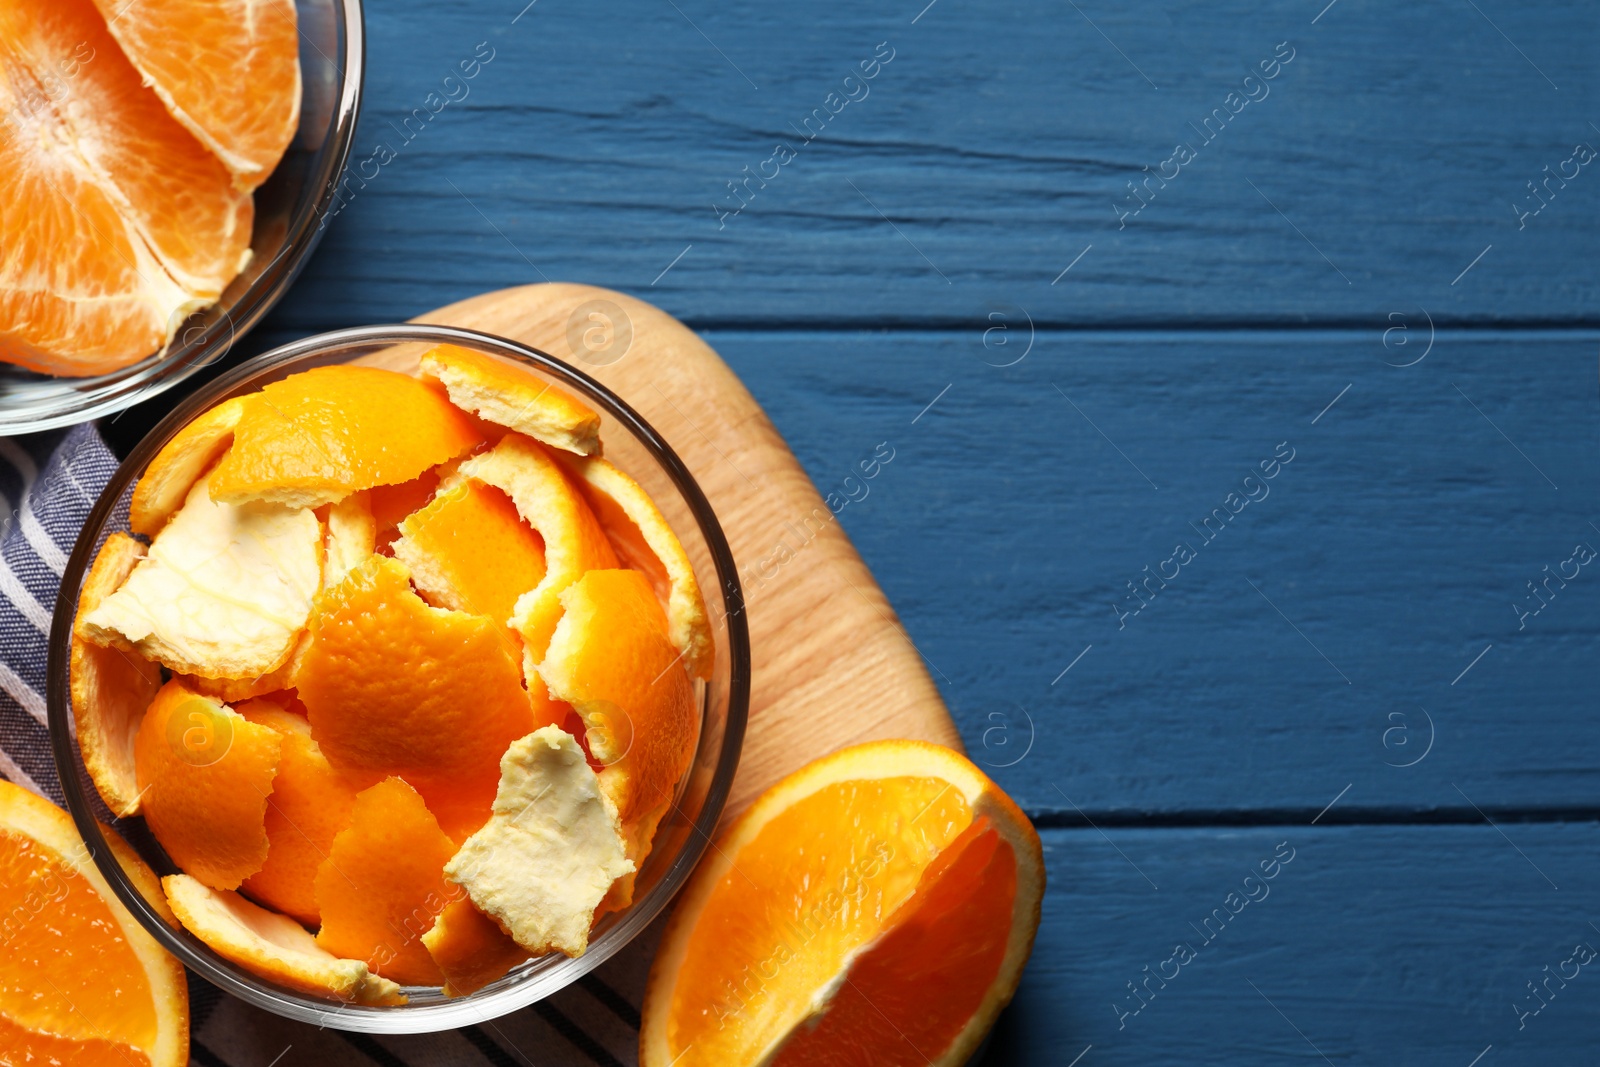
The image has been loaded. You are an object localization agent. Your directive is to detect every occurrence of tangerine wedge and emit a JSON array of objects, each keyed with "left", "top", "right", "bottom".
[
  {"left": 296, "top": 556, "right": 536, "bottom": 840},
  {"left": 70, "top": 532, "right": 162, "bottom": 817},
  {"left": 88, "top": 0, "right": 300, "bottom": 191},
  {"left": 640, "top": 741, "right": 1044, "bottom": 1067},
  {"left": 554, "top": 453, "right": 713, "bottom": 679},
  {"left": 0, "top": 781, "right": 188, "bottom": 1067},
  {"left": 134, "top": 680, "right": 282, "bottom": 890},
  {"left": 165, "top": 874, "right": 402, "bottom": 1006},
  {"left": 207, "top": 366, "right": 485, "bottom": 509},
  {"left": 314, "top": 777, "right": 458, "bottom": 987},
  {"left": 421, "top": 343, "right": 602, "bottom": 456}
]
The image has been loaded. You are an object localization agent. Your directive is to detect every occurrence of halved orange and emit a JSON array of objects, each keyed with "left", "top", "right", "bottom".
[
  {"left": 0, "top": 780, "right": 188, "bottom": 1067},
  {"left": 129, "top": 395, "right": 246, "bottom": 536},
  {"left": 296, "top": 555, "right": 536, "bottom": 840},
  {"left": 541, "top": 568, "right": 696, "bottom": 907},
  {"left": 314, "top": 777, "right": 458, "bottom": 987},
  {"left": 70, "top": 532, "right": 162, "bottom": 817},
  {"left": 165, "top": 874, "right": 402, "bottom": 1006},
  {"left": 421, "top": 343, "right": 602, "bottom": 456},
  {"left": 207, "top": 366, "right": 485, "bottom": 509},
  {"left": 238, "top": 699, "right": 367, "bottom": 927},
  {"left": 133, "top": 679, "right": 282, "bottom": 890},
  {"left": 458, "top": 435, "right": 618, "bottom": 663},
  {"left": 88, "top": 0, "right": 300, "bottom": 192},
  {"left": 554, "top": 453, "right": 713, "bottom": 679},
  {"left": 640, "top": 741, "right": 1044, "bottom": 1067}
]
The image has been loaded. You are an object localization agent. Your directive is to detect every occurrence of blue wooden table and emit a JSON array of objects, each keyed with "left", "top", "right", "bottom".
[{"left": 109, "top": 1, "right": 1600, "bottom": 1062}]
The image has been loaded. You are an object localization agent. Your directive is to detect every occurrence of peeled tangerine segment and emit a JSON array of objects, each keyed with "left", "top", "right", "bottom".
[
  {"left": 297, "top": 555, "right": 536, "bottom": 841},
  {"left": 238, "top": 701, "right": 365, "bottom": 927},
  {"left": 541, "top": 569, "right": 697, "bottom": 907},
  {"left": 71, "top": 532, "right": 163, "bottom": 817},
  {"left": 164, "top": 874, "right": 402, "bottom": 1006},
  {"left": 459, "top": 435, "right": 618, "bottom": 664},
  {"left": 0, "top": 780, "right": 188, "bottom": 1067},
  {"left": 392, "top": 478, "right": 548, "bottom": 633},
  {"left": 554, "top": 453, "right": 713, "bottom": 679},
  {"left": 421, "top": 343, "right": 602, "bottom": 456},
  {"left": 444, "top": 727, "right": 633, "bottom": 959},
  {"left": 423, "top": 897, "right": 530, "bottom": 998},
  {"left": 134, "top": 680, "right": 282, "bottom": 890},
  {"left": 81, "top": 470, "right": 323, "bottom": 681},
  {"left": 314, "top": 777, "right": 459, "bottom": 987},
  {"left": 87, "top": 0, "right": 300, "bottom": 191},
  {"left": 207, "top": 366, "right": 485, "bottom": 509}
]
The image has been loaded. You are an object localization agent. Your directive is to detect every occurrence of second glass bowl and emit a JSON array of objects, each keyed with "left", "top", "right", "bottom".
[{"left": 47, "top": 324, "right": 750, "bottom": 1031}]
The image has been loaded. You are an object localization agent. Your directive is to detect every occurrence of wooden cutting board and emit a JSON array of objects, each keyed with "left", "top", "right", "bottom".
[{"left": 413, "top": 283, "right": 962, "bottom": 820}]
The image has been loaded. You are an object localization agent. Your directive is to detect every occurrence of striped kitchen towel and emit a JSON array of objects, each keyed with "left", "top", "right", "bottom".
[{"left": 0, "top": 424, "right": 651, "bottom": 1067}]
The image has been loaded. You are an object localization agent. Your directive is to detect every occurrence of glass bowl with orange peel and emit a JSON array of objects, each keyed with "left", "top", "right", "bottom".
[
  {"left": 46, "top": 325, "right": 750, "bottom": 1031},
  {"left": 0, "top": 0, "right": 363, "bottom": 433}
]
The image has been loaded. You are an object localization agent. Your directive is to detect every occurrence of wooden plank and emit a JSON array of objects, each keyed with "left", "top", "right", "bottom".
[
  {"left": 408, "top": 284, "right": 962, "bottom": 820},
  {"left": 684, "top": 326, "right": 1600, "bottom": 817},
  {"left": 260, "top": 0, "right": 1600, "bottom": 329},
  {"left": 993, "top": 822, "right": 1600, "bottom": 1065}
]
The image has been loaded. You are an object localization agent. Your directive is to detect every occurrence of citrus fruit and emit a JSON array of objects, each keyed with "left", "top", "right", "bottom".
[
  {"left": 164, "top": 874, "right": 402, "bottom": 1006},
  {"left": 207, "top": 366, "right": 485, "bottom": 509},
  {"left": 444, "top": 727, "right": 632, "bottom": 959},
  {"left": 314, "top": 777, "right": 458, "bottom": 987},
  {"left": 640, "top": 740, "right": 1044, "bottom": 1067},
  {"left": 541, "top": 568, "right": 697, "bottom": 908},
  {"left": 421, "top": 896, "right": 529, "bottom": 998},
  {"left": 458, "top": 435, "right": 618, "bottom": 663},
  {"left": 134, "top": 679, "right": 282, "bottom": 890},
  {"left": 392, "top": 477, "right": 548, "bottom": 635},
  {"left": 296, "top": 555, "right": 536, "bottom": 841},
  {"left": 421, "top": 343, "right": 602, "bottom": 456},
  {"left": 129, "top": 395, "right": 247, "bottom": 537},
  {"left": 0, "top": 780, "right": 188, "bottom": 1067},
  {"left": 70, "top": 532, "right": 162, "bottom": 817},
  {"left": 238, "top": 699, "right": 366, "bottom": 927},
  {"left": 555, "top": 453, "right": 713, "bottom": 679},
  {"left": 88, "top": 0, "right": 300, "bottom": 191},
  {"left": 82, "top": 469, "right": 323, "bottom": 680}
]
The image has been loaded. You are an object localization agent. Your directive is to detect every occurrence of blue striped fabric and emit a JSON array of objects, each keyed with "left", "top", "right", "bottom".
[{"left": 0, "top": 425, "right": 649, "bottom": 1067}]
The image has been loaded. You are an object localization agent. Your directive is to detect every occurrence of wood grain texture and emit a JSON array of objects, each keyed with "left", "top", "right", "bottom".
[
  {"left": 413, "top": 283, "right": 961, "bottom": 817},
  {"left": 261, "top": 0, "right": 1600, "bottom": 329}
]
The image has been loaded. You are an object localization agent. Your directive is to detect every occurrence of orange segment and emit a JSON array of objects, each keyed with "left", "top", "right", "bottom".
[
  {"left": 88, "top": 0, "right": 300, "bottom": 191},
  {"left": 133, "top": 679, "right": 282, "bottom": 890},
  {"left": 164, "top": 874, "right": 402, "bottom": 1006},
  {"left": 458, "top": 435, "right": 617, "bottom": 662},
  {"left": 129, "top": 396, "right": 246, "bottom": 536},
  {"left": 421, "top": 343, "right": 602, "bottom": 456},
  {"left": 314, "top": 777, "right": 458, "bottom": 987},
  {"left": 0, "top": 0, "right": 252, "bottom": 297},
  {"left": 422, "top": 897, "right": 530, "bottom": 998},
  {"left": 238, "top": 700, "right": 366, "bottom": 927},
  {"left": 640, "top": 741, "right": 1045, "bottom": 1067},
  {"left": 208, "top": 366, "right": 485, "bottom": 509},
  {"left": 554, "top": 453, "right": 713, "bottom": 679},
  {"left": 540, "top": 568, "right": 697, "bottom": 899},
  {"left": 70, "top": 532, "right": 162, "bottom": 817},
  {"left": 0, "top": 781, "right": 188, "bottom": 1067},
  {"left": 296, "top": 556, "right": 536, "bottom": 840}
]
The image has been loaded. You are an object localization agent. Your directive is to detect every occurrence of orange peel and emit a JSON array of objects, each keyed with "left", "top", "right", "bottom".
[
  {"left": 164, "top": 874, "right": 402, "bottom": 1005},
  {"left": 70, "top": 532, "right": 163, "bottom": 817},
  {"left": 420, "top": 343, "right": 601, "bottom": 456},
  {"left": 421, "top": 897, "right": 530, "bottom": 998},
  {"left": 129, "top": 395, "right": 246, "bottom": 536}
]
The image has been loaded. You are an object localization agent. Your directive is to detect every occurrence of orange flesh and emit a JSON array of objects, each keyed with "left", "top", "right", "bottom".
[
  {"left": 0, "top": 1011, "right": 151, "bottom": 1067},
  {"left": 768, "top": 819, "right": 1016, "bottom": 1066},
  {"left": 314, "top": 777, "right": 458, "bottom": 987},
  {"left": 666, "top": 777, "right": 973, "bottom": 1062},
  {"left": 0, "top": 829, "right": 158, "bottom": 1052}
]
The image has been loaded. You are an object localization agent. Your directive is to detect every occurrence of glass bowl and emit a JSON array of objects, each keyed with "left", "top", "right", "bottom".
[
  {"left": 0, "top": 0, "right": 365, "bottom": 435},
  {"left": 47, "top": 324, "right": 751, "bottom": 1032}
]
